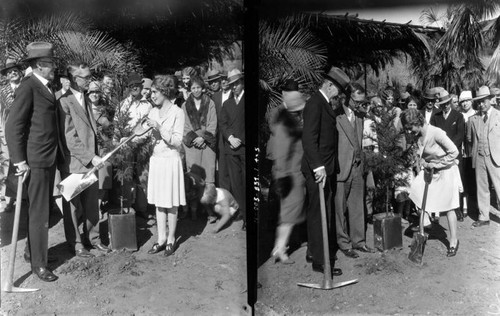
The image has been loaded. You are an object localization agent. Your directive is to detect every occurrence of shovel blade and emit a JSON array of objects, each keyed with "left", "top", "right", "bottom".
[
  {"left": 57, "top": 173, "right": 98, "bottom": 201},
  {"left": 297, "top": 279, "right": 358, "bottom": 290},
  {"left": 3, "top": 284, "right": 40, "bottom": 293},
  {"left": 408, "top": 232, "right": 427, "bottom": 265}
]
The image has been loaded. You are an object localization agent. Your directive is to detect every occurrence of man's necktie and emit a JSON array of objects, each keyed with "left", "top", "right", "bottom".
[
  {"left": 46, "top": 82, "right": 53, "bottom": 93},
  {"left": 484, "top": 112, "right": 488, "bottom": 123}
]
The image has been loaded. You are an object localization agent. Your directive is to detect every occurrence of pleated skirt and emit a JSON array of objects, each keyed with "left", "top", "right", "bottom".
[{"left": 147, "top": 155, "right": 186, "bottom": 208}]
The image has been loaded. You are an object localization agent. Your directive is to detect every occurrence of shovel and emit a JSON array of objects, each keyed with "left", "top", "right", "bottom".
[
  {"left": 57, "top": 118, "right": 152, "bottom": 201},
  {"left": 3, "top": 173, "right": 39, "bottom": 293},
  {"left": 298, "top": 182, "right": 358, "bottom": 290},
  {"left": 408, "top": 168, "right": 433, "bottom": 265}
]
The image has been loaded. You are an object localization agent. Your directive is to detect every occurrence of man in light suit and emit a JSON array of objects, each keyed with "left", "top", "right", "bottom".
[
  {"left": 430, "top": 89, "right": 465, "bottom": 220},
  {"left": 59, "top": 62, "right": 108, "bottom": 257},
  {"left": 5, "top": 42, "right": 64, "bottom": 282},
  {"left": 467, "top": 86, "right": 500, "bottom": 227},
  {"left": 335, "top": 83, "right": 374, "bottom": 258},
  {"left": 301, "top": 66, "right": 349, "bottom": 274},
  {"left": 219, "top": 69, "right": 246, "bottom": 230}
]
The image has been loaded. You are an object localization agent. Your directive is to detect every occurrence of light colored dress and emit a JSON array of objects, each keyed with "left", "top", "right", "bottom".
[
  {"left": 409, "top": 125, "right": 462, "bottom": 213},
  {"left": 147, "top": 105, "right": 186, "bottom": 208}
]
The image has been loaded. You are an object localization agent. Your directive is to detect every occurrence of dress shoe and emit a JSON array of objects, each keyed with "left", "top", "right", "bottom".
[
  {"left": 341, "top": 248, "right": 359, "bottom": 258},
  {"left": 472, "top": 220, "right": 490, "bottom": 228},
  {"left": 312, "top": 263, "right": 343, "bottom": 276},
  {"left": 147, "top": 243, "right": 166, "bottom": 254},
  {"left": 455, "top": 209, "right": 464, "bottom": 222},
  {"left": 241, "top": 222, "right": 246, "bottom": 231},
  {"left": 75, "top": 248, "right": 95, "bottom": 258},
  {"left": 32, "top": 267, "right": 58, "bottom": 282},
  {"left": 24, "top": 253, "right": 58, "bottom": 264},
  {"left": 447, "top": 240, "right": 460, "bottom": 257},
  {"left": 306, "top": 253, "right": 313, "bottom": 263},
  {"left": 164, "top": 242, "right": 177, "bottom": 257},
  {"left": 93, "top": 243, "right": 111, "bottom": 253},
  {"left": 272, "top": 249, "right": 294, "bottom": 264},
  {"left": 353, "top": 245, "right": 375, "bottom": 253}
]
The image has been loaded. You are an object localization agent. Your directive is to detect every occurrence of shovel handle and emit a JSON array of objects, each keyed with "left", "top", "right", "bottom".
[
  {"left": 318, "top": 183, "right": 333, "bottom": 284},
  {"left": 419, "top": 168, "right": 433, "bottom": 235}
]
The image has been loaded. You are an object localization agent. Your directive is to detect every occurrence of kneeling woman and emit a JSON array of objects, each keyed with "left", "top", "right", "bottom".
[
  {"left": 401, "top": 109, "right": 461, "bottom": 257},
  {"left": 145, "top": 75, "right": 186, "bottom": 256}
]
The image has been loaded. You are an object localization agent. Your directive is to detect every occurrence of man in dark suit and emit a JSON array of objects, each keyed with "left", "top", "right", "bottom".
[
  {"left": 301, "top": 66, "right": 349, "bottom": 274},
  {"left": 430, "top": 88, "right": 465, "bottom": 220},
  {"left": 335, "top": 83, "right": 374, "bottom": 258},
  {"left": 219, "top": 69, "right": 246, "bottom": 230},
  {"left": 5, "top": 42, "right": 64, "bottom": 282},
  {"left": 211, "top": 70, "right": 232, "bottom": 191},
  {"left": 59, "top": 62, "right": 109, "bottom": 258},
  {"left": 421, "top": 87, "right": 443, "bottom": 124}
]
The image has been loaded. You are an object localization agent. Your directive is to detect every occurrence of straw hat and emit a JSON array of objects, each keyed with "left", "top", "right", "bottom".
[
  {"left": 458, "top": 91, "right": 472, "bottom": 102},
  {"left": 473, "top": 86, "right": 495, "bottom": 101},
  {"left": 435, "top": 89, "right": 452, "bottom": 105},
  {"left": 227, "top": 69, "right": 243, "bottom": 85},
  {"left": 206, "top": 69, "right": 222, "bottom": 82},
  {"left": 423, "top": 87, "right": 444, "bottom": 100}
]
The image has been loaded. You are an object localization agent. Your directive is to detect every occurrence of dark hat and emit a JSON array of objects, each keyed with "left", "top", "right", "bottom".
[
  {"left": 282, "top": 79, "right": 299, "bottom": 92},
  {"left": 435, "top": 89, "right": 452, "bottom": 105},
  {"left": 323, "top": 66, "right": 350, "bottom": 91},
  {"left": 23, "top": 42, "right": 57, "bottom": 62},
  {"left": 473, "top": 86, "right": 495, "bottom": 101},
  {"left": 206, "top": 69, "right": 222, "bottom": 82},
  {"left": 0, "top": 58, "right": 23, "bottom": 75},
  {"left": 126, "top": 72, "right": 142, "bottom": 86}
]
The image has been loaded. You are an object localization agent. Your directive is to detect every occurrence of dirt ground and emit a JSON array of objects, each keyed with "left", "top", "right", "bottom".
[
  {"left": 256, "top": 194, "right": 500, "bottom": 315},
  {"left": 0, "top": 200, "right": 249, "bottom": 316}
]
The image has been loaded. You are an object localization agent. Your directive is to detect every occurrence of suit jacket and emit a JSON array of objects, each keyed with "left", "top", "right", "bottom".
[
  {"left": 59, "top": 90, "right": 98, "bottom": 174},
  {"left": 430, "top": 109, "right": 464, "bottom": 155},
  {"left": 5, "top": 75, "right": 64, "bottom": 168},
  {"left": 335, "top": 106, "right": 364, "bottom": 182},
  {"left": 301, "top": 91, "right": 338, "bottom": 176},
  {"left": 219, "top": 94, "right": 245, "bottom": 155},
  {"left": 466, "top": 108, "right": 500, "bottom": 168}
]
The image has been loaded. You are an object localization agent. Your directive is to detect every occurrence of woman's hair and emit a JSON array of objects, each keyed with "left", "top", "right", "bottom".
[
  {"left": 152, "top": 75, "right": 178, "bottom": 100},
  {"left": 200, "top": 183, "right": 217, "bottom": 205},
  {"left": 401, "top": 108, "right": 425, "bottom": 128},
  {"left": 404, "top": 96, "right": 421, "bottom": 110},
  {"left": 190, "top": 75, "right": 205, "bottom": 90}
]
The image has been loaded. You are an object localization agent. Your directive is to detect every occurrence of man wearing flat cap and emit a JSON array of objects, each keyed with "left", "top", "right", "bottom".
[
  {"left": 5, "top": 42, "right": 65, "bottom": 282},
  {"left": 430, "top": 89, "right": 465, "bottom": 221},
  {"left": 301, "top": 66, "right": 347, "bottom": 275},
  {"left": 467, "top": 86, "right": 500, "bottom": 228}
]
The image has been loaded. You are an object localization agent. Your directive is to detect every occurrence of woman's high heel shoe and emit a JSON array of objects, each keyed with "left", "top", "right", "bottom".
[
  {"left": 447, "top": 240, "right": 459, "bottom": 257},
  {"left": 148, "top": 243, "right": 166, "bottom": 254},
  {"left": 272, "top": 249, "right": 295, "bottom": 265},
  {"left": 164, "top": 242, "right": 177, "bottom": 257}
]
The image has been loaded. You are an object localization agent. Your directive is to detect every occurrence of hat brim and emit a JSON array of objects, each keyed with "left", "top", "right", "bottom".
[
  {"left": 473, "top": 94, "right": 494, "bottom": 101},
  {"left": 323, "top": 74, "right": 346, "bottom": 92},
  {"left": 22, "top": 55, "right": 59, "bottom": 62},
  {"left": 435, "top": 96, "right": 452, "bottom": 105},
  {"left": 227, "top": 74, "right": 243, "bottom": 85},
  {"left": 207, "top": 75, "right": 222, "bottom": 82},
  {"left": 0, "top": 64, "right": 23, "bottom": 75}
]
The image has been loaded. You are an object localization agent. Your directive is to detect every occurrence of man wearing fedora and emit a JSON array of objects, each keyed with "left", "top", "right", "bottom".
[
  {"left": 211, "top": 69, "right": 233, "bottom": 191},
  {"left": 219, "top": 68, "right": 246, "bottom": 230},
  {"left": 335, "top": 82, "right": 375, "bottom": 258},
  {"left": 206, "top": 69, "right": 222, "bottom": 97},
  {"left": 467, "top": 86, "right": 500, "bottom": 228},
  {"left": 59, "top": 62, "right": 109, "bottom": 258},
  {"left": 421, "top": 87, "right": 443, "bottom": 124},
  {"left": 430, "top": 88, "right": 466, "bottom": 221},
  {"left": 301, "top": 66, "right": 348, "bottom": 274},
  {"left": 119, "top": 72, "right": 151, "bottom": 129},
  {"left": 5, "top": 42, "right": 65, "bottom": 282}
]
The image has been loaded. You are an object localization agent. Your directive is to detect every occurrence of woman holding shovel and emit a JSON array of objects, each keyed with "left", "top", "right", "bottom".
[
  {"left": 143, "top": 75, "right": 186, "bottom": 257},
  {"left": 401, "top": 108, "right": 461, "bottom": 257}
]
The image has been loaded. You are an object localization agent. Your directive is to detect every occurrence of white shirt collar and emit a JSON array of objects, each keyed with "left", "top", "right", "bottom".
[
  {"left": 235, "top": 90, "right": 244, "bottom": 103},
  {"left": 32, "top": 72, "right": 49, "bottom": 87},
  {"left": 319, "top": 89, "right": 330, "bottom": 103},
  {"left": 70, "top": 87, "right": 85, "bottom": 107}
]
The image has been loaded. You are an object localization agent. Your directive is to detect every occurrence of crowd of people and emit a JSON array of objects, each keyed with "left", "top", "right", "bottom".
[
  {"left": 0, "top": 41, "right": 246, "bottom": 282},
  {"left": 266, "top": 65, "right": 499, "bottom": 275}
]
